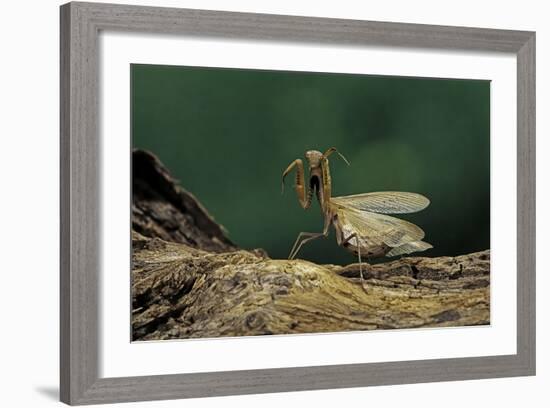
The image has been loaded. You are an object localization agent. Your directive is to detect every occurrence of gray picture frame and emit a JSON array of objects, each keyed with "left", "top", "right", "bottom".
[{"left": 60, "top": 1, "right": 536, "bottom": 405}]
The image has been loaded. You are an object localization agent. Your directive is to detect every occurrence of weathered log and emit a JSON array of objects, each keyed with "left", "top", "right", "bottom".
[
  {"left": 131, "top": 149, "right": 490, "bottom": 341},
  {"left": 131, "top": 232, "right": 489, "bottom": 340}
]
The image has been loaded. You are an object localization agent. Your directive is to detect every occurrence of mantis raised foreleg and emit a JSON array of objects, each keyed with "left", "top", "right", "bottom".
[{"left": 282, "top": 159, "right": 312, "bottom": 209}]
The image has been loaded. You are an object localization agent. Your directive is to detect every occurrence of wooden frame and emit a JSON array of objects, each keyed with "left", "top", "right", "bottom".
[{"left": 60, "top": 1, "right": 536, "bottom": 405}]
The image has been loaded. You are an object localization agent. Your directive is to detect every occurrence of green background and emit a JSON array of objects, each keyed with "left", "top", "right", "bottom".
[{"left": 131, "top": 64, "right": 490, "bottom": 265}]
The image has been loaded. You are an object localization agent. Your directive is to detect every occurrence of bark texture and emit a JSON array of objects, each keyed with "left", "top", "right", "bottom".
[{"left": 131, "top": 149, "right": 490, "bottom": 341}]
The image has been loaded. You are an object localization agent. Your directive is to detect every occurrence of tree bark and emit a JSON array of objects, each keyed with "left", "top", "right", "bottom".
[{"left": 131, "top": 149, "right": 490, "bottom": 341}]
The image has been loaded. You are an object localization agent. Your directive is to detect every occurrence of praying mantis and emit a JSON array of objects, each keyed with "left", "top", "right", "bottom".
[{"left": 282, "top": 147, "right": 432, "bottom": 284}]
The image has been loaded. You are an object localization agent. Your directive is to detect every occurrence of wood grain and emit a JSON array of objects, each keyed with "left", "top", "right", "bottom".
[{"left": 132, "top": 231, "right": 489, "bottom": 340}]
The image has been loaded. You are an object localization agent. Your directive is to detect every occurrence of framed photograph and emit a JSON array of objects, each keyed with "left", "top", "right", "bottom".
[{"left": 60, "top": 1, "right": 535, "bottom": 405}]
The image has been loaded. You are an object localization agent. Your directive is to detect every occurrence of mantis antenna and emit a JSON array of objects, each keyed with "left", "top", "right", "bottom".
[{"left": 323, "top": 147, "right": 351, "bottom": 166}]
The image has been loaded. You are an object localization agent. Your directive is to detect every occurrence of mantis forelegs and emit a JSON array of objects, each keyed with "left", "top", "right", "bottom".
[{"left": 281, "top": 159, "right": 311, "bottom": 209}]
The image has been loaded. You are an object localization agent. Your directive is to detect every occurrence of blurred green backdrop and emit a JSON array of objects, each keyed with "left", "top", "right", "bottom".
[{"left": 131, "top": 64, "right": 490, "bottom": 265}]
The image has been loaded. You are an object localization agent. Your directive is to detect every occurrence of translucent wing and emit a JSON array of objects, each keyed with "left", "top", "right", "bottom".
[
  {"left": 334, "top": 206, "right": 433, "bottom": 257},
  {"left": 331, "top": 192, "right": 430, "bottom": 214},
  {"left": 335, "top": 206, "right": 425, "bottom": 248},
  {"left": 385, "top": 241, "right": 433, "bottom": 257}
]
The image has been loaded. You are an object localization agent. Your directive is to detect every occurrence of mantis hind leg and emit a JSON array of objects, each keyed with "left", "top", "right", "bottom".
[
  {"left": 339, "top": 232, "right": 370, "bottom": 293},
  {"left": 357, "top": 246, "right": 370, "bottom": 293}
]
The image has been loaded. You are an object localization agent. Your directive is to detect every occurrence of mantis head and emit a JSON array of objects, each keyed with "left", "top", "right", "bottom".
[
  {"left": 305, "top": 150, "right": 324, "bottom": 170},
  {"left": 305, "top": 148, "right": 350, "bottom": 170},
  {"left": 281, "top": 148, "right": 350, "bottom": 197}
]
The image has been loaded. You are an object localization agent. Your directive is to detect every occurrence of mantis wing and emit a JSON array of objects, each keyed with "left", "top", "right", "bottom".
[
  {"left": 335, "top": 207, "right": 433, "bottom": 256},
  {"left": 385, "top": 240, "right": 433, "bottom": 257},
  {"left": 336, "top": 206, "right": 426, "bottom": 248},
  {"left": 331, "top": 191, "right": 430, "bottom": 214}
]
